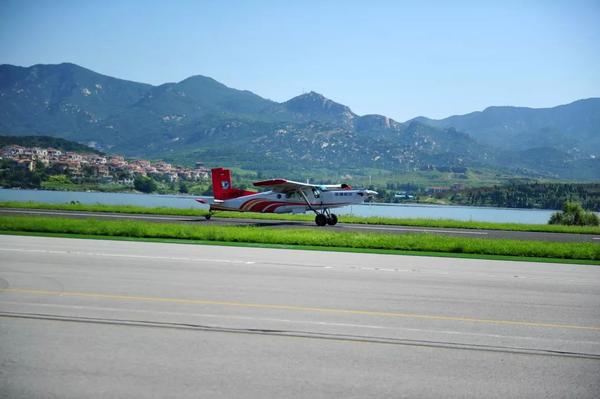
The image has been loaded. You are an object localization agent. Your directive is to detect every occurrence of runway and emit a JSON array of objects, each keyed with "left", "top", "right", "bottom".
[
  {"left": 1, "top": 235, "right": 599, "bottom": 398},
  {"left": 2, "top": 207, "right": 600, "bottom": 242}
]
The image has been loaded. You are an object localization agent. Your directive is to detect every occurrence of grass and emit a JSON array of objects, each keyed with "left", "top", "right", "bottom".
[
  {"left": 0, "top": 201, "right": 201, "bottom": 216},
  {"left": 2, "top": 200, "right": 600, "bottom": 235},
  {"left": 1, "top": 216, "right": 599, "bottom": 263}
]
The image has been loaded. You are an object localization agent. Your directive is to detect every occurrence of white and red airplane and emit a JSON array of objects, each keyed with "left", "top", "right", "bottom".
[{"left": 197, "top": 167, "right": 377, "bottom": 226}]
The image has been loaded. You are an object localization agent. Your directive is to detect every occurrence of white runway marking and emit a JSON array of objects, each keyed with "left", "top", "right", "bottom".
[{"left": 0, "top": 247, "right": 255, "bottom": 265}]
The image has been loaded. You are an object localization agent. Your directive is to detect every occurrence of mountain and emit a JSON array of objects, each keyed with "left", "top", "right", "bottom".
[
  {"left": 0, "top": 63, "right": 151, "bottom": 137},
  {"left": 412, "top": 99, "right": 600, "bottom": 179},
  {"left": 284, "top": 91, "right": 356, "bottom": 126},
  {"left": 1, "top": 62, "right": 599, "bottom": 180},
  {"left": 413, "top": 99, "right": 600, "bottom": 155},
  {"left": 131, "top": 74, "right": 283, "bottom": 119},
  {"left": 91, "top": 74, "right": 294, "bottom": 151}
]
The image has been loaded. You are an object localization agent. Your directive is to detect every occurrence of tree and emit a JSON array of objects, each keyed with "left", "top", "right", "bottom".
[
  {"left": 133, "top": 175, "right": 158, "bottom": 193},
  {"left": 548, "top": 201, "right": 600, "bottom": 226},
  {"left": 178, "top": 181, "right": 188, "bottom": 193},
  {"left": 47, "top": 174, "right": 72, "bottom": 184},
  {"left": 0, "top": 159, "right": 42, "bottom": 188}
]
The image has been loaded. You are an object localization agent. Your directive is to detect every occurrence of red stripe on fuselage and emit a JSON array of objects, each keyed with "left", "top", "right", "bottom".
[
  {"left": 249, "top": 200, "right": 273, "bottom": 212},
  {"left": 240, "top": 198, "right": 260, "bottom": 211},
  {"left": 220, "top": 199, "right": 351, "bottom": 213}
]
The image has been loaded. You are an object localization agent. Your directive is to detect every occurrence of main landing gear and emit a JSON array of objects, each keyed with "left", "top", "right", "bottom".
[
  {"left": 314, "top": 209, "right": 338, "bottom": 226},
  {"left": 294, "top": 189, "right": 338, "bottom": 227}
]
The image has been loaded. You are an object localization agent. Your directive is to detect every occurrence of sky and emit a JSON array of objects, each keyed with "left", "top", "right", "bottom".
[{"left": 1, "top": 0, "right": 599, "bottom": 121}]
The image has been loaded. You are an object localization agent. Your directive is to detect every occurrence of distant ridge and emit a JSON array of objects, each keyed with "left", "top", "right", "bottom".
[{"left": 411, "top": 98, "right": 600, "bottom": 152}]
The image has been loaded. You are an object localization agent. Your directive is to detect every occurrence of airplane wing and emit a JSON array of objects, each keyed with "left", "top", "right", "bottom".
[{"left": 252, "top": 178, "right": 316, "bottom": 193}]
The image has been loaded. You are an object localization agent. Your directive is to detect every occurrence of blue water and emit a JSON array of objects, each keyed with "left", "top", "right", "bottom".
[
  {"left": 0, "top": 188, "right": 561, "bottom": 224},
  {"left": 0, "top": 188, "right": 210, "bottom": 209},
  {"left": 341, "top": 203, "right": 556, "bottom": 224}
]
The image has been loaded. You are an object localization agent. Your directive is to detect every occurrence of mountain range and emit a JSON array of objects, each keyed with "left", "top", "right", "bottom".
[{"left": 1, "top": 62, "right": 599, "bottom": 179}]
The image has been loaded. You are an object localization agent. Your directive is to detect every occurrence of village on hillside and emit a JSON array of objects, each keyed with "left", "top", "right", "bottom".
[{"left": 0, "top": 145, "right": 210, "bottom": 186}]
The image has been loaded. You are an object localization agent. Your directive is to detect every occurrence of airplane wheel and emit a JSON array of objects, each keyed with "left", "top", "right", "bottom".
[
  {"left": 205, "top": 214, "right": 212, "bottom": 220},
  {"left": 315, "top": 214, "right": 327, "bottom": 226},
  {"left": 327, "top": 214, "right": 338, "bottom": 226}
]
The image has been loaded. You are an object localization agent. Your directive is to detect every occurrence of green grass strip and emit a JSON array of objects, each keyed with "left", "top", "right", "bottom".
[
  {"left": 2, "top": 200, "right": 600, "bottom": 235},
  {"left": 3, "top": 230, "right": 598, "bottom": 266},
  {"left": 1, "top": 216, "right": 598, "bottom": 262}
]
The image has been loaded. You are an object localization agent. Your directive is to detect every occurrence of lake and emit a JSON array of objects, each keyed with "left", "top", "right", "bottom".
[{"left": 0, "top": 188, "right": 560, "bottom": 224}]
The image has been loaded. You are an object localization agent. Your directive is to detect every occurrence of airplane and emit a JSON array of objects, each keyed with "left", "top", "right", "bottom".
[{"left": 196, "top": 167, "right": 377, "bottom": 226}]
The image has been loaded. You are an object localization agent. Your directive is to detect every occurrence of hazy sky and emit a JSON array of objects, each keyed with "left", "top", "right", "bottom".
[{"left": 1, "top": 0, "right": 599, "bottom": 120}]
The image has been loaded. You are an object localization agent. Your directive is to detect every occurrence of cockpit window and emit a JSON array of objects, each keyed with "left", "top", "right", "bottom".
[{"left": 312, "top": 188, "right": 321, "bottom": 198}]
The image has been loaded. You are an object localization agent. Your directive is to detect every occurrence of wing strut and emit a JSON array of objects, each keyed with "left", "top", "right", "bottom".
[{"left": 298, "top": 189, "right": 317, "bottom": 213}]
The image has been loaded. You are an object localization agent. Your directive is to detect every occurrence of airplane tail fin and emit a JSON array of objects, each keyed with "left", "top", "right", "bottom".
[{"left": 211, "top": 167, "right": 255, "bottom": 200}]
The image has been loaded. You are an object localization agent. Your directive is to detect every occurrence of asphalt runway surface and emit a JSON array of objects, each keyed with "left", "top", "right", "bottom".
[
  {"left": 1, "top": 235, "right": 599, "bottom": 398},
  {"left": 2, "top": 207, "right": 600, "bottom": 243}
]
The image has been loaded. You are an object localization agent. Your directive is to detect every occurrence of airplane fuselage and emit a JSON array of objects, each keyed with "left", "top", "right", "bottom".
[{"left": 210, "top": 188, "right": 369, "bottom": 214}]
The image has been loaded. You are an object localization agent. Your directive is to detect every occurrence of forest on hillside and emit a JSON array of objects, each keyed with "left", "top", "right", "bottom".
[{"left": 444, "top": 182, "right": 600, "bottom": 211}]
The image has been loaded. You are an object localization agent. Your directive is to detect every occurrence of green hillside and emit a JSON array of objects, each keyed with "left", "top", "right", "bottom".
[{"left": 0, "top": 135, "right": 102, "bottom": 154}]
